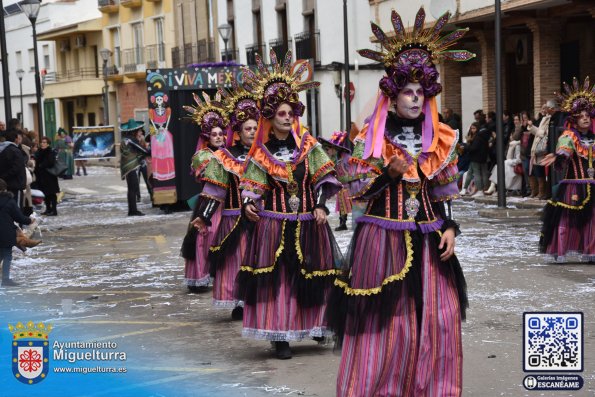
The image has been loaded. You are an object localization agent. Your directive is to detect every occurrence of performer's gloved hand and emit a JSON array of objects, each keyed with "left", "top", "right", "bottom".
[
  {"left": 439, "top": 228, "right": 456, "bottom": 261},
  {"left": 191, "top": 217, "right": 208, "bottom": 235},
  {"left": 387, "top": 155, "right": 409, "bottom": 179}
]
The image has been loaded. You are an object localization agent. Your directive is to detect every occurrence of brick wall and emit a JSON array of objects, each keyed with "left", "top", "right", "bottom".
[
  {"left": 528, "top": 19, "right": 561, "bottom": 110},
  {"left": 117, "top": 81, "right": 148, "bottom": 121}
]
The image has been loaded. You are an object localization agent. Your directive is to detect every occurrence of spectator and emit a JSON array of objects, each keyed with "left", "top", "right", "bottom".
[
  {"left": 467, "top": 119, "right": 491, "bottom": 196},
  {"left": 502, "top": 111, "right": 514, "bottom": 145},
  {"left": 34, "top": 137, "right": 60, "bottom": 216},
  {"left": 7, "top": 118, "right": 22, "bottom": 131},
  {"left": 0, "top": 129, "right": 27, "bottom": 206},
  {"left": 0, "top": 178, "right": 33, "bottom": 287},
  {"left": 0, "top": 120, "right": 6, "bottom": 131},
  {"left": 485, "top": 111, "right": 498, "bottom": 167},
  {"left": 528, "top": 102, "right": 555, "bottom": 200},
  {"left": 474, "top": 109, "right": 486, "bottom": 126},
  {"left": 459, "top": 122, "right": 480, "bottom": 195},
  {"left": 443, "top": 107, "right": 462, "bottom": 135}
]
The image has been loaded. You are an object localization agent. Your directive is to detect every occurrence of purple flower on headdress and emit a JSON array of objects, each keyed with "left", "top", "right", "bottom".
[
  {"left": 200, "top": 111, "right": 225, "bottom": 136},
  {"left": 382, "top": 62, "right": 442, "bottom": 98},
  {"left": 261, "top": 81, "right": 305, "bottom": 119},
  {"left": 231, "top": 99, "right": 260, "bottom": 132}
]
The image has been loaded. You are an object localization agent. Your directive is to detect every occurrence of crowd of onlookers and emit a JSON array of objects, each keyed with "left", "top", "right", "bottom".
[{"left": 453, "top": 101, "right": 567, "bottom": 199}]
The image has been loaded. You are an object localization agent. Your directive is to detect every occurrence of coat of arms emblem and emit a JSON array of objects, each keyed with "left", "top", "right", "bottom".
[{"left": 9, "top": 321, "right": 52, "bottom": 385}]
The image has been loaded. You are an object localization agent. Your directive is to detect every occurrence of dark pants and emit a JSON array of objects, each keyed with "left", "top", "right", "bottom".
[
  {"left": 44, "top": 193, "right": 58, "bottom": 214},
  {"left": 126, "top": 171, "right": 140, "bottom": 214},
  {"left": 138, "top": 165, "right": 152, "bottom": 200},
  {"left": 1, "top": 247, "right": 13, "bottom": 281}
]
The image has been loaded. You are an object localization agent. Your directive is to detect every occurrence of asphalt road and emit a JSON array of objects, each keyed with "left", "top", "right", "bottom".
[{"left": 1, "top": 166, "right": 593, "bottom": 397}]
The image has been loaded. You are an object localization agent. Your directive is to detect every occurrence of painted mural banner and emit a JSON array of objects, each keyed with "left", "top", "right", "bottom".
[
  {"left": 72, "top": 126, "right": 116, "bottom": 160},
  {"left": 145, "top": 66, "right": 250, "bottom": 205}
]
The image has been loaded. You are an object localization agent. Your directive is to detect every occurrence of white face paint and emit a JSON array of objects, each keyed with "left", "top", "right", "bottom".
[
  {"left": 395, "top": 82, "right": 424, "bottom": 119},
  {"left": 240, "top": 119, "right": 257, "bottom": 147},
  {"left": 209, "top": 127, "right": 225, "bottom": 148},
  {"left": 576, "top": 111, "right": 591, "bottom": 131}
]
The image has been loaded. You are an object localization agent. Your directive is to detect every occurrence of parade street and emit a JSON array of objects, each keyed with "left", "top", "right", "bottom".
[{"left": 1, "top": 165, "right": 594, "bottom": 397}]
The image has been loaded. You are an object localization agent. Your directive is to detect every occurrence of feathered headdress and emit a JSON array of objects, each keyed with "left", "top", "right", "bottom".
[
  {"left": 218, "top": 78, "right": 261, "bottom": 146},
  {"left": 555, "top": 76, "right": 595, "bottom": 118},
  {"left": 184, "top": 92, "right": 229, "bottom": 150},
  {"left": 319, "top": 131, "right": 352, "bottom": 154},
  {"left": 183, "top": 92, "right": 229, "bottom": 136},
  {"left": 242, "top": 49, "right": 319, "bottom": 119},
  {"left": 359, "top": 7, "right": 475, "bottom": 99},
  {"left": 358, "top": 7, "right": 475, "bottom": 159}
]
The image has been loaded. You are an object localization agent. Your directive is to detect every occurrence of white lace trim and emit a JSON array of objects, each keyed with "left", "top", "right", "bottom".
[{"left": 241, "top": 327, "right": 333, "bottom": 341}]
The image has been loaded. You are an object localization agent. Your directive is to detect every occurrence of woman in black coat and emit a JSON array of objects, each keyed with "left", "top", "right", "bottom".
[
  {"left": 0, "top": 178, "right": 32, "bottom": 286},
  {"left": 34, "top": 137, "right": 60, "bottom": 216}
]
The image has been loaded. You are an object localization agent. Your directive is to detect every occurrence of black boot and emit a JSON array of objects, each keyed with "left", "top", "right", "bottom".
[
  {"left": 231, "top": 306, "right": 243, "bottom": 321},
  {"left": 335, "top": 214, "right": 348, "bottom": 231},
  {"left": 274, "top": 341, "right": 292, "bottom": 359},
  {"left": 49, "top": 195, "right": 58, "bottom": 216}
]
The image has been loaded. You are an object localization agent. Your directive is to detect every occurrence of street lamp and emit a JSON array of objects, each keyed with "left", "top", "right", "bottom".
[
  {"left": 99, "top": 48, "right": 111, "bottom": 125},
  {"left": 19, "top": 0, "right": 43, "bottom": 137},
  {"left": 218, "top": 23, "right": 232, "bottom": 62},
  {"left": 16, "top": 68, "right": 24, "bottom": 124}
]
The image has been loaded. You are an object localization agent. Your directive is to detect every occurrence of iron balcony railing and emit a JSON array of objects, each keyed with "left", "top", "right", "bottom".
[
  {"left": 122, "top": 47, "right": 145, "bottom": 73},
  {"left": 246, "top": 43, "right": 266, "bottom": 65},
  {"left": 269, "top": 38, "right": 292, "bottom": 59},
  {"left": 221, "top": 48, "right": 239, "bottom": 62},
  {"left": 45, "top": 67, "right": 100, "bottom": 83},
  {"left": 171, "top": 39, "right": 215, "bottom": 67},
  {"left": 294, "top": 30, "right": 320, "bottom": 66},
  {"left": 145, "top": 43, "right": 165, "bottom": 68}
]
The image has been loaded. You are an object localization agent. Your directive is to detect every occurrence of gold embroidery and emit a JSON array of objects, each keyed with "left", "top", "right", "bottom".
[{"left": 334, "top": 231, "right": 414, "bottom": 296}]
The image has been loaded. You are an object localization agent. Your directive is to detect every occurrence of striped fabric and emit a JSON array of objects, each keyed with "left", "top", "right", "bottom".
[
  {"left": 212, "top": 215, "right": 247, "bottom": 307},
  {"left": 184, "top": 206, "right": 223, "bottom": 287},
  {"left": 337, "top": 235, "right": 462, "bottom": 397},
  {"left": 335, "top": 188, "right": 353, "bottom": 215},
  {"left": 242, "top": 259, "right": 330, "bottom": 341},
  {"left": 544, "top": 185, "right": 595, "bottom": 261}
]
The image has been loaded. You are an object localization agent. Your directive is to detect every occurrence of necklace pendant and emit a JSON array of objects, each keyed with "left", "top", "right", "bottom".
[
  {"left": 405, "top": 196, "right": 420, "bottom": 219},
  {"left": 288, "top": 195, "right": 300, "bottom": 212}
]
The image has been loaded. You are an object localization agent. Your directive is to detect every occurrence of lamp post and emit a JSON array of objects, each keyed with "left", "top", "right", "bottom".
[
  {"left": 342, "top": 0, "right": 351, "bottom": 133},
  {"left": 99, "top": 48, "right": 111, "bottom": 125},
  {"left": 0, "top": 0, "right": 12, "bottom": 121},
  {"left": 495, "top": 0, "right": 506, "bottom": 208},
  {"left": 218, "top": 23, "right": 232, "bottom": 62},
  {"left": 19, "top": 0, "right": 43, "bottom": 137},
  {"left": 16, "top": 68, "right": 24, "bottom": 124}
]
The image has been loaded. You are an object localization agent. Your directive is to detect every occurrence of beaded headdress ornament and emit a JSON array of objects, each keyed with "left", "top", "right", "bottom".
[
  {"left": 183, "top": 92, "right": 229, "bottom": 137},
  {"left": 242, "top": 49, "right": 319, "bottom": 119},
  {"left": 555, "top": 76, "right": 595, "bottom": 118},
  {"left": 218, "top": 79, "right": 261, "bottom": 146},
  {"left": 359, "top": 7, "right": 475, "bottom": 99}
]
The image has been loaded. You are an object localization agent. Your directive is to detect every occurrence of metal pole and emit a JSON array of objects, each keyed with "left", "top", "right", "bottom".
[
  {"left": 103, "top": 60, "right": 109, "bottom": 124},
  {"left": 19, "top": 78, "right": 23, "bottom": 123},
  {"left": 31, "top": 22, "right": 44, "bottom": 137},
  {"left": 343, "top": 0, "right": 351, "bottom": 132},
  {"left": 224, "top": 40, "right": 228, "bottom": 62},
  {"left": 495, "top": 0, "right": 505, "bottom": 207},
  {"left": 339, "top": 83, "right": 344, "bottom": 132},
  {"left": 0, "top": 0, "right": 12, "bottom": 121}
]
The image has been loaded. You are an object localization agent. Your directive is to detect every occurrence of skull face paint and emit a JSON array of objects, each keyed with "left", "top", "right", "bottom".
[{"left": 394, "top": 82, "right": 424, "bottom": 119}]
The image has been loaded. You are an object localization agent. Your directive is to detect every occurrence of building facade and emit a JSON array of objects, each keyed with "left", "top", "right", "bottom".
[
  {"left": 39, "top": 17, "right": 105, "bottom": 137},
  {"left": 370, "top": 0, "right": 595, "bottom": 133},
  {"left": 100, "top": 0, "right": 176, "bottom": 126}
]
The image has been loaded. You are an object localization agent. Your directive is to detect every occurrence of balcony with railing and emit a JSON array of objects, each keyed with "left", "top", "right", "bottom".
[
  {"left": 221, "top": 48, "right": 239, "bottom": 62},
  {"left": 269, "top": 38, "right": 292, "bottom": 58},
  {"left": 45, "top": 67, "right": 101, "bottom": 84},
  {"left": 294, "top": 30, "right": 320, "bottom": 66},
  {"left": 246, "top": 43, "right": 266, "bottom": 65},
  {"left": 122, "top": 47, "right": 145, "bottom": 76},
  {"left": 171, "top": 40, "right": 215, "bottom": 67},
  {"left": 98, "top": 0, "right": 119, "bottom": 13},
  {"left": 145, "top": 43, "right": 166, "bottom": 69}
]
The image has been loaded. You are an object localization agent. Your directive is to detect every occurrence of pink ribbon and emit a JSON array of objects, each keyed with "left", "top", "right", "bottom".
[{"left": 363, "top": 92, "right": 390, "bottom": 159}]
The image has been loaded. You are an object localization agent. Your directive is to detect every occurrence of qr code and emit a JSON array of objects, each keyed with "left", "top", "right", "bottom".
[{"left": 523, "top": 312, "right": 583, "bottom": 372}]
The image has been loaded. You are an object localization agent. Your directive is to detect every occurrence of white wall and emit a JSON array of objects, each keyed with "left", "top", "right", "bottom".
[{"left": 461, "top": 76, "right": 483, "bottom": 137}]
